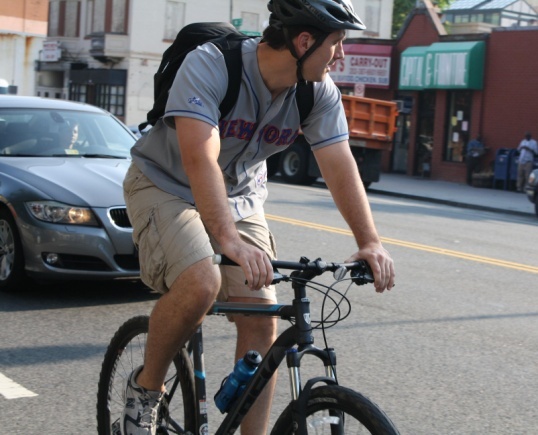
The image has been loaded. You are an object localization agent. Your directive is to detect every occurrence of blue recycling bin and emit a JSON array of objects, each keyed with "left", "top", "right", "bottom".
[{"left": 493, "top": 148, "right": 512, "bottom": 190}]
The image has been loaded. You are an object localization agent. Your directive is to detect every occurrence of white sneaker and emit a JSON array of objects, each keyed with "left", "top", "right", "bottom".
[{"left": 121, "top": 366, "right": 163, "bottom": 435}]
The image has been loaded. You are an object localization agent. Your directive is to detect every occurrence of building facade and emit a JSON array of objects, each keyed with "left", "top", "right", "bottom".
[
  {"left": 333, "top": 0, "right": 538, "bottom": 185},
  {"left": 30, "top": 0, "right": 394, "bottom": 125},
  {"left": 389, "top": 0, "right": 538, "bottom": 184}
]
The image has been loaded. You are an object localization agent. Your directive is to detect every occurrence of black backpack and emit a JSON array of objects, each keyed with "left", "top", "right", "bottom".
[{"left": 140, "top": 22, "right": 313, "bottom": 131}]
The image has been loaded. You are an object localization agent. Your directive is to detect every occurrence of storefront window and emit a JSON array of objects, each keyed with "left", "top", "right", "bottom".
[{"left": 444, "top": 91, "right": 472, "bottom": 163}]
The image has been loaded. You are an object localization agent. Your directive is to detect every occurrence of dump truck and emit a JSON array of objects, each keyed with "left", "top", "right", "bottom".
[{"left": 268, "top": 94, "right": 398, "bottom": 188}]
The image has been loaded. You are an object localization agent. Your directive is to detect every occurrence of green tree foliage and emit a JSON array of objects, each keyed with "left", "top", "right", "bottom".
[{"left": 392, "top": 0, "right": 452, "bottom": 38}]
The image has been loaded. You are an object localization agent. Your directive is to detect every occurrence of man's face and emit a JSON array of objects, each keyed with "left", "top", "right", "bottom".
[{"left": 302, "top": 30, "right": 346, "bottom": 82}]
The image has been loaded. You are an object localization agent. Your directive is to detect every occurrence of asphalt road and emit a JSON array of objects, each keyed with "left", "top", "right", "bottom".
[{"left": 1, "top": 181, "right": 537, "bottom": 434}]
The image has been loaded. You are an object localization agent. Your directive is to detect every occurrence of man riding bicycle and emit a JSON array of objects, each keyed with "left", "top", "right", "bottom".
[{"left": 122, "top": 0, "right": 396, "bottom": 433}]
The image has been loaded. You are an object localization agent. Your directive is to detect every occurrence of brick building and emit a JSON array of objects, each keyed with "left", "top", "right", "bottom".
[{"left": 341, "top": 0, "right": 538, "bottom": 185}]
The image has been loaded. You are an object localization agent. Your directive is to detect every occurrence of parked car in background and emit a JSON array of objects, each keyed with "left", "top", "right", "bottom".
[
  {"left": 524, "top": 168, "right": 538, "bottom": 217},
  {"left": 128, "top": 123, "right": 151, "bottom": 139},
  {"left": 0, "top": 96, "right": 139, "bottom": 292}
]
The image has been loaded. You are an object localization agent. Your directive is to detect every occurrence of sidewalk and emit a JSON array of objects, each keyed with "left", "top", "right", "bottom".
[{"left": 368, "top": 173, "right": 536, "bottom": 217}]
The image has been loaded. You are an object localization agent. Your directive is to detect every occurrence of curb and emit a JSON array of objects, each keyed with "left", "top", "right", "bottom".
[{"left": 368, "top": 188, "right": 534, "bottom": 218}]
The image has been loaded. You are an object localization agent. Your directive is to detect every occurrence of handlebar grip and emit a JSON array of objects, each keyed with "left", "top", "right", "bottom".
[
  {"left": 350, "top": 262, "right": 375, "bottom": 285},
  {"left": 212, "top": 254, "right": 238, "bottom": 266}
]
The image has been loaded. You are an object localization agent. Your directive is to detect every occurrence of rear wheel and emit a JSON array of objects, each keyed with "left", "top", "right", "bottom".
[
  {"left": 271, "top": 385, "right": 399, "bottom": 434},
  {"left": 96, "top": 315, "right": 196, "bottom": 434},
  {"left": 0, "top": 207, "right": 25, "bottom": 292}
]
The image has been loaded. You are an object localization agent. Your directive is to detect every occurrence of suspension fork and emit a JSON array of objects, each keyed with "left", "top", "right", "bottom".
[{"left": 286, "top": 345, "right": 338, "bottom": 400}]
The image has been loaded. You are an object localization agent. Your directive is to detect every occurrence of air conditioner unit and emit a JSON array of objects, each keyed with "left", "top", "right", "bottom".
[{"left": 394, "top": 100, "right": 405, "bottom": 112}]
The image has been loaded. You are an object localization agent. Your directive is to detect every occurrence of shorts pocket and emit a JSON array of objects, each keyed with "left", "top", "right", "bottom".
[{"left": 136, "top": 208, "right": 167, "bottom": 293}]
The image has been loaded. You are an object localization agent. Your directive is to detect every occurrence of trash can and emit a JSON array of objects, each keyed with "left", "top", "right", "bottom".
[
  {"left": 508, "top": 149, "right": 520, "bottom": 191},
  {"left": 493, "top": 148, "right": 511, "bottom": 190}
]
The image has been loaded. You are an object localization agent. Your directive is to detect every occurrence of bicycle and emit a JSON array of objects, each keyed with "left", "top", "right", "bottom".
[{"left": 96, "top": 255, "right": 400, "bottom": 434}]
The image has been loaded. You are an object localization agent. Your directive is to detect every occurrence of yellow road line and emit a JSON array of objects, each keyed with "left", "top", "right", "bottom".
[{"left": 265, "top": 214, "right": 538, "bottom": 274}]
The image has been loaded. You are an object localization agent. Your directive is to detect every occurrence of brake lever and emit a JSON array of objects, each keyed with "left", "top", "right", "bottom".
[{"left": 351, "top": 262, "right": 375, "bottom": 286}]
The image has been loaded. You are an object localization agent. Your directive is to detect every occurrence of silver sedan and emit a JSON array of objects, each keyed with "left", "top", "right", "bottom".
[{"left": 0, "top": 96, "right": 140, "bottom": 292}]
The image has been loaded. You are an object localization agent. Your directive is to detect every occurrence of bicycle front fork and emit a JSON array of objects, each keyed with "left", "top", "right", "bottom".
[{"left": 286, "top": 345, "right": 337, "bottom": 400}]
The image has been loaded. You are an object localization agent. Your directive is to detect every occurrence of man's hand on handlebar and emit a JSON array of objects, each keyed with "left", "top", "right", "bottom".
[
  {"left": 220, "top": 240, "right": 273, "bottom": 290},
  {"left": 346, "top": 243, "right": 395, "bottom": 293}
]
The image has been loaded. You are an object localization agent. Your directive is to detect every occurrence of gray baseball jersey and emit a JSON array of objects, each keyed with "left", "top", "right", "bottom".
[{"left": 131, "top": 38, "right": 349, "bottom": 221}]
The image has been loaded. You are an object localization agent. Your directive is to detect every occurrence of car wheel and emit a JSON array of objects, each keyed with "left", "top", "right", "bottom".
[
  {"left": 0, "top": 208, "right": 25, "bottom": 292},
  {"left": 535, "top": 198, "right": 538, "bottom": 217},
  {"left": 279, "top": 140, "right": 317, "bottom": 185}
]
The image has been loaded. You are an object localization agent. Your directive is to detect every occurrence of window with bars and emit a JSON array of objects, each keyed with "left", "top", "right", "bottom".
[
  {"left": 48, "top": 0, "right": 81, "bottom": 37},
  {"left": 164, "top": 0, "right": 186, "bottom": 41},
  {"left": 364, "top": 0, "right": 381, "bottom": 35},
  {"left": 86, "top": 0, "right": 128, "bottom": 35}
]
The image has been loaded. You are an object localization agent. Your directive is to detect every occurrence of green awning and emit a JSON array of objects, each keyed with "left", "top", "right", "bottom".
[
  {"left": 399, "top": 41, "right": 485, "bottom": 90},
  {"left": 399, "top": 46, "right": 428, "bottom": 90}
]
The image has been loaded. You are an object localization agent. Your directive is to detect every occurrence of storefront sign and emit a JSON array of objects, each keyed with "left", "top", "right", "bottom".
[
  {"left": 399, "top": 46, "right": 427, "bottom": 90},
  {"left": 399, "top": 41, "right": 485, "bottom": 90},
  {"left": 41, "top": 40, "right": 62, "bottom": 62},
  {"left": 330, "top": 44, "right": 392, "bottom": 89}
]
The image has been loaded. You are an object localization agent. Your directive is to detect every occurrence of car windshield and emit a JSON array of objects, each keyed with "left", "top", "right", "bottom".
[{"left": 0, "top": 108, "right": 136, "bottom": 158}]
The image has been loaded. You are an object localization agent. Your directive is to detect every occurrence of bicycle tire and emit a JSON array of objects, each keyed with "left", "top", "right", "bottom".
[
  {"left": 96, "top": 315, "right": 197, "bottom": 434},
  {"left": 271, "top": 385, "right": 399, "bottom": 435}
]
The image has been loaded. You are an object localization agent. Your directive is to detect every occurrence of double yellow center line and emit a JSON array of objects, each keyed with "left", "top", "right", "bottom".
[{"left": 266, "top": 214, "right": 538, "bottom": 274}]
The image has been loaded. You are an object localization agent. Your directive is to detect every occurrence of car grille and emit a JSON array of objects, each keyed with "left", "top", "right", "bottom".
[
  {"left": 115, "top": 254, "right": 140, "bottom": 271},
  {"left": 109, "top": 207, "right": 132, "bottom": 228},
  {"left": 42, "top": 253, "right": 140, "bottom": 272}
]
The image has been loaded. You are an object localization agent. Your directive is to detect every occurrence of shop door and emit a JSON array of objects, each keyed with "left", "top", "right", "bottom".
[
  {"left": 392, "top": 113, "right": 410, "bottom": 173},
  {"left": 414, "top": 91, "right": 435, "bottom": 177}
]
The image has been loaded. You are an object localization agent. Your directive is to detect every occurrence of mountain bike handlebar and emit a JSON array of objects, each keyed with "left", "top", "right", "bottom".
[{"left": 212, "top": 254, "right": 374, "bottom": 286}]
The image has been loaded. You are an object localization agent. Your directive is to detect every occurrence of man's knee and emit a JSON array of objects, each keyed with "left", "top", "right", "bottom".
[{"left": 169, "top": 257, "right": 221, "bottom": 304}]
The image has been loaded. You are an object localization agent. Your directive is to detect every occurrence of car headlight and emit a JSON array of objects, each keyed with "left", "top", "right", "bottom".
[
  {"left": 26, "top": 201, "right": 99, "bottom": 226},
  {"left": 529, "top": 172, "right": 537, "bottom": 186}
]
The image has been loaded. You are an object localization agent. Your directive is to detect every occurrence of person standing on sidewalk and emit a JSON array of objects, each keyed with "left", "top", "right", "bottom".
[
  {"left": 120, "top": 1, "right": 396, "bottom": 434},
  {"left": 466, "top": 135, "right": 485, "bottom": 185},
  {"left": 517, "top": 132, "right": 538, "bottom": 192}
]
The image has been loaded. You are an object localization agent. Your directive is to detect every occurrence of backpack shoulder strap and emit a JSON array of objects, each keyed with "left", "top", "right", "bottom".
[
  {"left": 210, "top": 32, "right": 251, "bottom": 120},
  {"left": 295, "top": 81, "right": 314, "bottom": 125},
  {"left": 219, "top": 40, "right": 244, "bottom": 120}
]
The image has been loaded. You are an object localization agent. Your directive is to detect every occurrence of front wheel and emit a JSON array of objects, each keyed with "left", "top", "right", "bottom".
[
  {"left": 96, "top": 315, "right": 197, "bottom": 434},
  {"left": 271, "top": 385, "right": 399, "bottom": 435},
  {"left": 0, "top": 207, "right": 26, "bottom": 292}
]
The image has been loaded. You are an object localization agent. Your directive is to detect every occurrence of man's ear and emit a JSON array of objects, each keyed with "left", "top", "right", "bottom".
[{"left": 294, "top": 31, "right": 315, "bottom": 56}]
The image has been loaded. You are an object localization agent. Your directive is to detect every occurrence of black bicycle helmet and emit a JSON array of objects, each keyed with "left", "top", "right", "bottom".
[
  {"left": 268, "top": 0, "right": 366, "bottom": 33},
  {"left": 267, "top": 0, "right": 366, "bottom": 82}
]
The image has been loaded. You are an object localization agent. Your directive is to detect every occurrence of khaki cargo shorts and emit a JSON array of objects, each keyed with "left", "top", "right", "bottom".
[{"left": 123, "top": 163, "right": 277, "bottom": 302}]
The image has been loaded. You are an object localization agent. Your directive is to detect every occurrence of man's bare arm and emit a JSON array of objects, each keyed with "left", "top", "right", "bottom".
[
  {"left": 175, "top": 117, "right": 272, "bottom": 289},
  {"left": 314, "top": 140, "right": 395, "bottom": 291}
]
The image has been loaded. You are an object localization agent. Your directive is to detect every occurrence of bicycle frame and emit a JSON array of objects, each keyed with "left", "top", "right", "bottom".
[{"left": 185, "top": 270, "right": 340, "bottom": 435}]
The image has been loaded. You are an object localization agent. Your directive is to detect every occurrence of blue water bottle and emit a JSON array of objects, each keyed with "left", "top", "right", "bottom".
[{"left": 214, "top": 350, "right": 262, "bottom": 413}]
